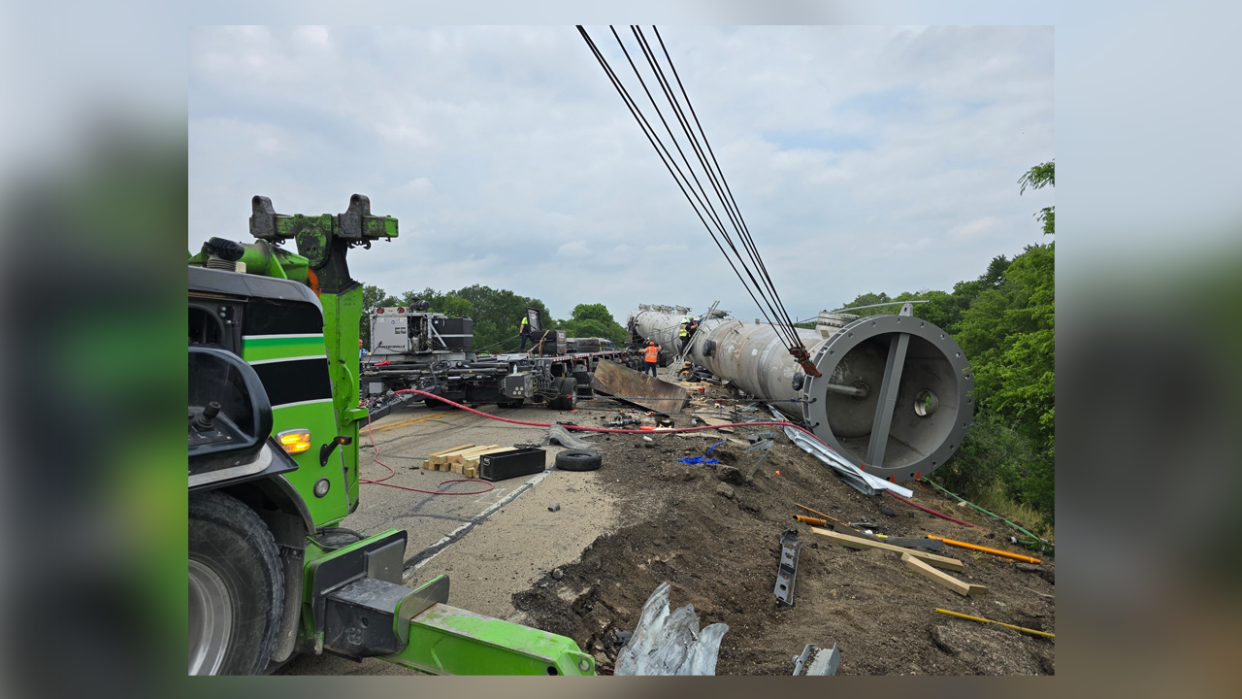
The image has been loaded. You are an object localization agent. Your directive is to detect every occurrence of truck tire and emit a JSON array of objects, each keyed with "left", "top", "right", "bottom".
[
  {"left": 573, "top": 370, "right": 593, "bottom": 396},
  {"left": 555, "top": 449, "right": 603, "bottom": 472},
  {"left": 189, "top": 491, "right": 284, "bottom": 676},
  {"left": 549, "top": 377, "right": 577, "bottom": 411}
]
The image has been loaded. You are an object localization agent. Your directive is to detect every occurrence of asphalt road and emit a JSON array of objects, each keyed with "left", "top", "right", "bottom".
[{"left": 278, "top": 399, "right": 621, "bottom": 675}]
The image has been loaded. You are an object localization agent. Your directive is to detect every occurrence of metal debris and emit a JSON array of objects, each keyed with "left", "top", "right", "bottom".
[
  {"left": 774, "top": 529, "right": 802, "bottom": 607},
  {"left": 769, "top": 406, "right": 913, "bottom": 498},
  {"left": 615, "top": 582, "right": 729, "bottom": 675},
  {"left": 792, "top": 643, "right": 840, "bottom": 676}
]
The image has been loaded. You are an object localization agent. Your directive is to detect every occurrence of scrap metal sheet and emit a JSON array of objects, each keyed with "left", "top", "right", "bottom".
[
  {"left": 768, "top": 406, "right": 914, "bottom": 498},
  {"left": 592, "top": 359, "right": 689, "bottom": 414}
]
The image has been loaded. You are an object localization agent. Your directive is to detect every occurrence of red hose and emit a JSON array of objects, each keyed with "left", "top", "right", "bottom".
[
  {"left": 359, "top": 408, "right": 496, "bottom": 496},
  {"left": 883, "top": 490, "right": 976, "bottom": 528},
  {"left": 393, "top": 389, "right": 841, "bottom": 451}
]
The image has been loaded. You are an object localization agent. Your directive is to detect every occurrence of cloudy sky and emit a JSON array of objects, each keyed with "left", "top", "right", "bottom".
[{"left": 189, "top": 25, "right": 1053, "bottom": 323}]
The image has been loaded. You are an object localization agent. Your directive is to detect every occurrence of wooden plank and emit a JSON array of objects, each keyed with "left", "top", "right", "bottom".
[
  {"left": 446, "top": 446, "right": 506, "bottom": 474},
  {"left": 434, "top": 449, "right": 476, "bottom": 464},
  {"left": 430, "top": 445, "right": 483, "bottom": 466},
  {"left": 429, "top": 443, "right": 476, "bottom": 458},
  {"left": 448, "top": 445, "right": 503, "bottom": 464},
  {"left": 902, "top": 553, "right": 987, "bottom": 596},
  {"left": 463, "top": 465, "right": 477, "bottom": 479},
  {"left": 809, "top": 528, "right": 965, "bottom": 572}
]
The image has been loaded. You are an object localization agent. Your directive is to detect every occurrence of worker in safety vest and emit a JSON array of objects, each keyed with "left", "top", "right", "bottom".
[
  {"left": 519, "top": 315, "right": 532, "bottom": 351},
  {"left": 678, "top": 320, "right": 690, "bottom": 353},
  {"left": 644, "top": 340, "right": 660, "bottom": 377}
]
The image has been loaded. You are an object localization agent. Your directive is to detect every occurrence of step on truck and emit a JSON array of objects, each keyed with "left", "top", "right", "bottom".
[
  {"left": 188, "top": 194, "right": 596, "bottom": 676},
  {"left": 362, "top": 305, "right": 646, "bottom": 414}
]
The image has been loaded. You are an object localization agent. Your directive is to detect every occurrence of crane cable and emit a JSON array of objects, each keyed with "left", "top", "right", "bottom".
[
  {"left": 640, "top": 26, "right": 804, "bottom": 348},
  {"left": 577, "top": 25, "right": 811, "bottom": 365},
  {"left": 576, "top": 24, "right": 809, "bottom": 367}
]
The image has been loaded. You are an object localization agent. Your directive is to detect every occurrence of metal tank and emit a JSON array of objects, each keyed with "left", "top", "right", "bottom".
[{"left": 627, "top": 304, "right": 975, "bottom": 482}]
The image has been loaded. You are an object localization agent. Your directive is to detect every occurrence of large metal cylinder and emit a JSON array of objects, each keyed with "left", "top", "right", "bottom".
[{"left": 627, "top": 304, "right": 975, "bottom": 481}]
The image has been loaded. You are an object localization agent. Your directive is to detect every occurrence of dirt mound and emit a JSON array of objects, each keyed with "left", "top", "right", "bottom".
[{"left": 512, "top": 430, "right": 1054, "bottom": 675}]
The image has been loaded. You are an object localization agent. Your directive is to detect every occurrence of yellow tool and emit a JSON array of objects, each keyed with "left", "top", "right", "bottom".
[
  {"left": 794, "top": 503, "right": 846, "bottom": 526},
  {"left": 935, "top": 608, "right": 1054, "bottom": 638},
  {"left": 927, "top": 535, "right": 1042, "bottom": 564}
]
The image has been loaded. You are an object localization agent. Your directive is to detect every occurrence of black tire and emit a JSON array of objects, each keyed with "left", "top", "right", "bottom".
[
  {"left": 548, "top": 377, "right": 576, "bottom": 411},
  {"left": 573, "top": 370, "right": 593, "bottom": 396},
  {"left": 189, "top": 491, "right": 284, "bottom": 676},
  {"left": 555, "top": 449, "right": 603, "bottom": 472}
]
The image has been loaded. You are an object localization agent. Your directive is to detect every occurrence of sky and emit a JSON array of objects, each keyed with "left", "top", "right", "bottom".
[{"left": 188, "top": 25, "right": 1054, "bottom": 324}]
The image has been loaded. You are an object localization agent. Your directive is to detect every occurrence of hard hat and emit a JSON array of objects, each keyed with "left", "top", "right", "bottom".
[{"left": 648, "top": 340, "right": 655, "bottom": 346}]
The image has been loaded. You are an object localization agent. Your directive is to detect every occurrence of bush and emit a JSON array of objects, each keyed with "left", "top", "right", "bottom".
[{"left": 937, "top": 411, "right": 1054, "bottom": 532}]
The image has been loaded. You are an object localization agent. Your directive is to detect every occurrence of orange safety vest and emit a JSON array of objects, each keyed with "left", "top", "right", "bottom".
[{"left": 644, "top": 345, "right": 659, "bottom": 362}]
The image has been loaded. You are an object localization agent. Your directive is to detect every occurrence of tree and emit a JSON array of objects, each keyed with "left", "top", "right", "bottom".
[
  {"left": 1018, "top": 160, "right": 1055, "bottom": 235},
  {"left": 955, "top": 243, "right": 1055, "bottom": 522},
  {"left": 558, "top": 303, "right": 628, "bottom": 344}
]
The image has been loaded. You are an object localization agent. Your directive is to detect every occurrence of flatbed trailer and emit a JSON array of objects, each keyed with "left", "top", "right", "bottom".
[{"left": 362, "top": 310, "right": 650, "bottom": 412}]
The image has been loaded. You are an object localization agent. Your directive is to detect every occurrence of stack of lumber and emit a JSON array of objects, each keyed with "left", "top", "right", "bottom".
[{"left": 421, "top": 444, "right": 517, "bottom": 479}]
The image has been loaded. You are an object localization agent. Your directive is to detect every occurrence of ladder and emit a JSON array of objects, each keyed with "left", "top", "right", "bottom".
[{"left": 665, "top": 300, "right": 719, "bottom": 380}]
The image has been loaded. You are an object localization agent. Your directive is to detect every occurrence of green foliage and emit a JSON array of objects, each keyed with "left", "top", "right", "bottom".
[
  {"left": 1018, "top": 160, "right": 1055, "bottom": 236},
  {"left": 446, "top": 284, "right": 553, "bottom": 354},
  {"left": 935, "top": 412, "right": 1039, "bottom": 508},
  {"left": 956, "top": 242, "right": 1056, "bottom": 524},
  {"left": 364, "top": 283, "right": 632, "bottom": 354},
  {"left": 557, "top": 303, "right": 628, "bottom": 344},
  {"left": 842, "top": 162, "right": 1056, "bottom": 527}
]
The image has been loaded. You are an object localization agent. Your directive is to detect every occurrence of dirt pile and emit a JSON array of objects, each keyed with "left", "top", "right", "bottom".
[{"left": 512, "top": 428, "right": 1055, "bottom": 675}]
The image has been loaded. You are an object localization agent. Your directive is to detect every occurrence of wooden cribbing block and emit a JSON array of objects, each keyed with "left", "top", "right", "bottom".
[
  {"left": 463, "top": 465, "right": 477, "bottom": 479},
  {"left": 448, "top": 445, "right": 502, "bottom": 464},
  {"left": 429, "top": 444, "right": 475, "bottom": 458},
  {"left": 809, "top": 528, "right": 965, "bottom": 571},
  {"left": 429, "top": 444, "right": 477, "bottom": 467},
  {"left": 902, "top": 553, "right": 987, "bottom": 596},
  {"left": 447, "top": 446, "right": 503, "bottom": 474}
]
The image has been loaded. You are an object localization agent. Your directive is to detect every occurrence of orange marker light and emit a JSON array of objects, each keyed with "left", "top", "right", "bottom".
[
  {"left": 277, "top": 429, "right": 312, "bottom": 454},
  {"left": 775, "top": 470, "right": 781, "bottom": 476}
]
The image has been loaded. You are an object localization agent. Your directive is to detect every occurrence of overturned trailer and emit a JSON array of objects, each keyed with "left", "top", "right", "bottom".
[
  {"left": 628, "top": 303, "right": 974, "bottom": 481},
  {"left": 362, "top": 307, "right": 647, "bottom": 412}
]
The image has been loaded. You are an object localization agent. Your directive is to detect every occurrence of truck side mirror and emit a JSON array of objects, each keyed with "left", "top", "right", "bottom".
[{"left": 189, "top": 346, "right": 274, "bottom": 482}]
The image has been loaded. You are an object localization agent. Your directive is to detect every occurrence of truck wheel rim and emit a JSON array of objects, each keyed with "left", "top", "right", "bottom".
[{"left": 189, "top": 559, "right": 233, "bottom": 675}]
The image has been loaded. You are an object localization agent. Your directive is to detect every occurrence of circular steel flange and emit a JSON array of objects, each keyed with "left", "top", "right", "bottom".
[{"left": 799, "top": 314, "right": 974, "bottom": 481}]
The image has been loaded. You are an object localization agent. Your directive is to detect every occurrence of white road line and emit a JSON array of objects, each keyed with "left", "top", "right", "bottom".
[{"left": 412, "top": 470, "right": 550, "bottom": 571}]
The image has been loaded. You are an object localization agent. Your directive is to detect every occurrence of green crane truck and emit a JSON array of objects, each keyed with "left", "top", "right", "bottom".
[{"left": 188, "top": 194, "right": 595, "bottom": 676}]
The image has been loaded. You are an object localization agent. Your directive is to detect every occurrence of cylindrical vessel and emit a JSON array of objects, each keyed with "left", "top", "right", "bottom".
[{"left": 627, "top": 304, "right": 975, "bottom": 482}]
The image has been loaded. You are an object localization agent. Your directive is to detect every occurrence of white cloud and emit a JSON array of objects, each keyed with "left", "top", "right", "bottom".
[
  {"left": 949, "top": 216, "right": 1001, "bottom": 241},
  {"left": 556, "top": 240, "right": 590, "bottom": 257},
  {"left": 189, "top": 26, "right": 1053, "bottom": 321},
  {"left": 296, "top": 26, "right": 330, "bottom": 47},
  {"left": 401, "top": 177, "right": 434, "bottom": 197}
]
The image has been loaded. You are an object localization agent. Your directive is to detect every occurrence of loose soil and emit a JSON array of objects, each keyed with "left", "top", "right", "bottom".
[{"left": 512, "top": 401, "right": 1055, "bottom": 676}]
